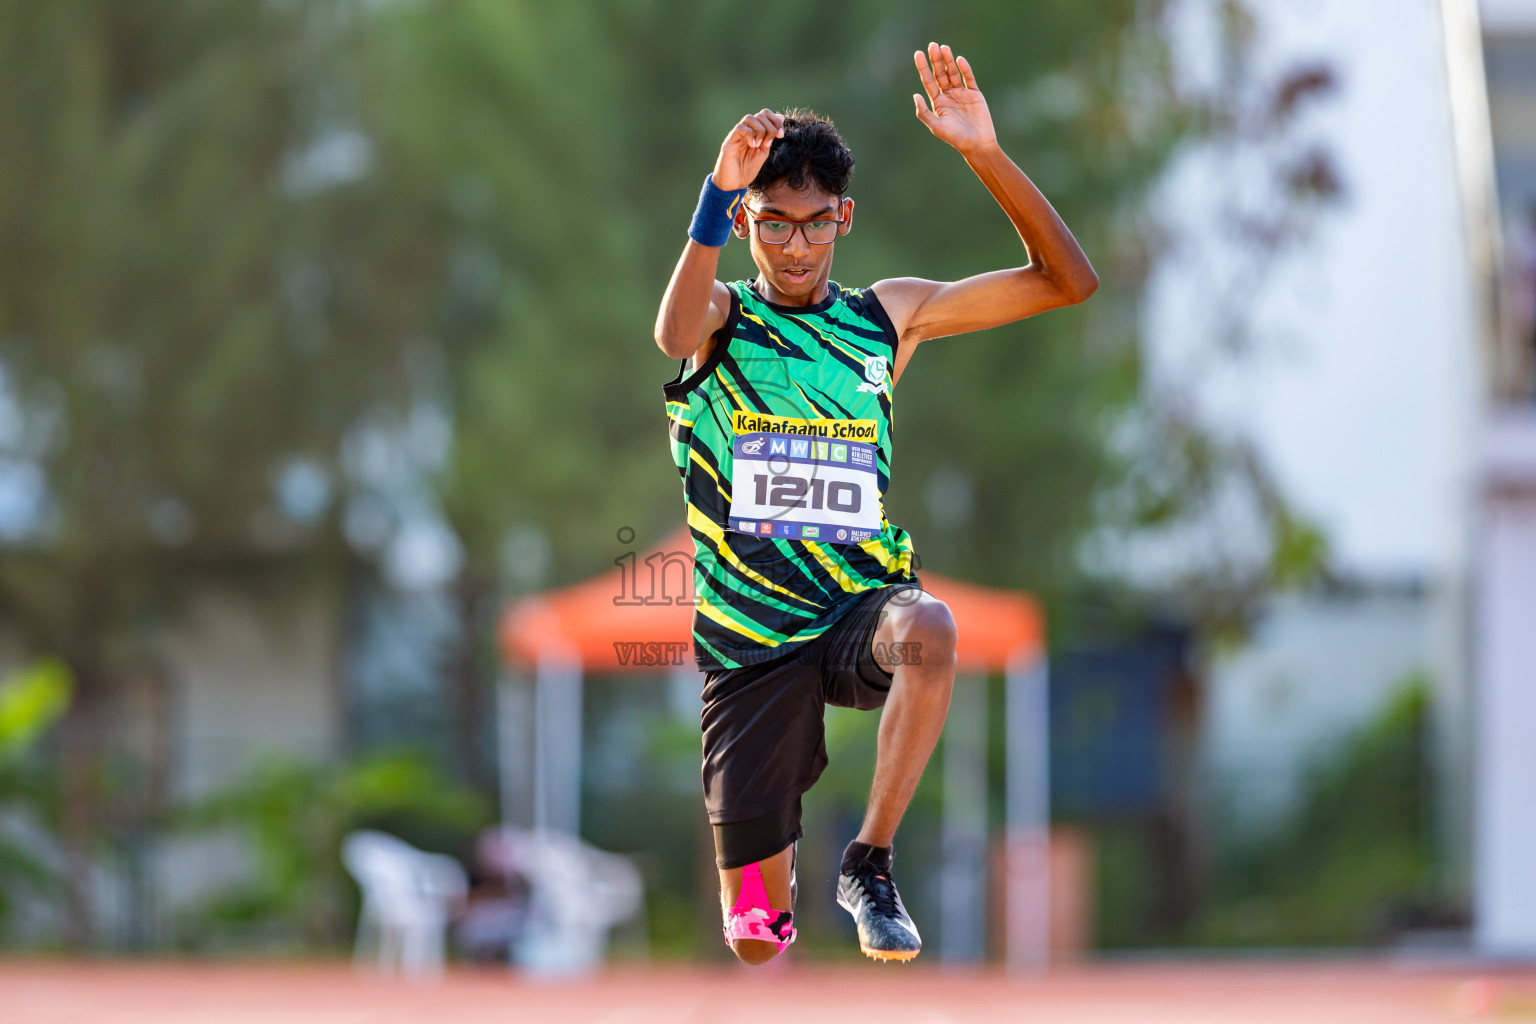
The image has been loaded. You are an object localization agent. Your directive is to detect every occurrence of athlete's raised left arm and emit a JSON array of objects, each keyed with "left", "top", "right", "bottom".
[{"left": 871, "top": 44, "right": 1098, "bottom": 373}]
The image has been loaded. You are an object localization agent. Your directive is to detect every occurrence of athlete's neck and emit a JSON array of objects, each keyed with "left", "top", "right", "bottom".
[{"left": 752, "top": 274, "right": 830, "bottom": 308}]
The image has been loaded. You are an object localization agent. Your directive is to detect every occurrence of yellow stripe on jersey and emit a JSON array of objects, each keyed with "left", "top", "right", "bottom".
[
  {"left": 687, "top": 505, "right": 818, "bottom": 606},
  {"left": 802, "top": 541, "right": 863, "bottom": 594},
  {"left": 689, "top": 448, "right": 727, "bottom": 495},
  {"left": 784, "top": 312, "right": 872, "bottom": 367},
  {"left": 694, "top": 593, "right": 778, "bottom": 647},
  {"left": 713, "top": 365, "right": 749, "bottom": 412},
  {"left": 857, "top": 537, "right": 895, "bottom": 571},
  {"left": 740, "top": 309, "right": 792, "bottom": 350}
]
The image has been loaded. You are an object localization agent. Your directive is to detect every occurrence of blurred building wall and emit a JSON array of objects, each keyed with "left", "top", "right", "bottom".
[
  {"left": 1475, "top": 414, "right": 1536, "bottom": 956},
  {"left": 1476, "top": 0, "right": 1536, "bottom": 957},
  {"left": 1156, "top": 0, "right": 1485, "bottom": 896},
  {"left": 1195, "top": 0, "right": 1536, "bottom": 952},
  {"left": 1482, "top": 0, "right": 1536, "bottom": 33},
  {"left": 149, "top": 589, "right": 341, "bottom": 944},
  {"left": 1153, "top": 0, "right": 1479, "bottom": 583},
  {"left": 160, "top": 590, "right": 340, "bottom": 800},
  {"left": 0, "top": 591, "right": 341, "bottom": 949},
  {"left": 1202, "top": 588, "right": 1431, "bottom": 835}
]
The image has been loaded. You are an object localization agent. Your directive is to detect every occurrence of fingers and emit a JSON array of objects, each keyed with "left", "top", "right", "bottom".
[
  {"left": 731, "top": 109, "right": 780, "bottom": 148},
  {"left": 929, "top": 42, "right": 956, "bottom": 92},
  {"left": 756, "top": 108, "right": 785, "bottom": 138},
  {"left": 926, "top": 42, "right": 947, "bottom": 91},
  {"left": 733, "top": 108, "right": 785, "bottom": 151},
  {"left": 919, "top": 43, "right": 974, "bottom": 94},
  {"left": 913, "top": 93, "right": 938, "bottom": 129},
  {"left": 913, "top": 49, "right": 940, "bottom": 104},
  {"left": 943, "top": 45, "right": 965, "bottom": 89},
  {"left": 957, "top": 54, "right": 978, "bottom": 91},
  {"left": 735, "top": 118, "right": 769, "bottom": 150}
]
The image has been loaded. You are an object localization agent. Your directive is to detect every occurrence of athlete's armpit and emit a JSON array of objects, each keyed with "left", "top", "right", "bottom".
[{"left": 688, "top": 279, "right": 734, "bottom": 369}]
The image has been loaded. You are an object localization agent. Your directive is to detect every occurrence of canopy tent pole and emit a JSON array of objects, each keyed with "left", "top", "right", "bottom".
[
  {"left": 1005, "top": 648, "right": 1050, "bottom": 973},
  {"left": 496, "top": 670, "right": 534, "bottom": 829},
  {"left": 534, "top": 649, "right": 583, "bottom": 836},
  {"left": 940, "top": 672, "right": 988, "bottom": 963}
]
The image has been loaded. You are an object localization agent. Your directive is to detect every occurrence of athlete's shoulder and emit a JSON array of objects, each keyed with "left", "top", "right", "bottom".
[
  {"left": 836, "top": 281, "right": 884, "bottom": 307},
  {"left": 836, "top": 283, "right": 899, "bottom": 343}
]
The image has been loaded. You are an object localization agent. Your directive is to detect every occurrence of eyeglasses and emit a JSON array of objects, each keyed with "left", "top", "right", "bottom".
[{"left": 745, "top": 208, "right": 847, "bottom": 245}]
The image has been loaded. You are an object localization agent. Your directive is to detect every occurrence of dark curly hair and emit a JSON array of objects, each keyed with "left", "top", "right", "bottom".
[{"left": 748, "top": 108, "right": 855, "bottom": 198}]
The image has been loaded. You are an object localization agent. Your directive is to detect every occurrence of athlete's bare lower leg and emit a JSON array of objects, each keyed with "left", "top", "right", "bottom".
[
  {"left": 856, "top": 591, "right": 958, "bottom": 848},
  {"left": 718, "top": 842, "right": 795, "bottom": 964}
]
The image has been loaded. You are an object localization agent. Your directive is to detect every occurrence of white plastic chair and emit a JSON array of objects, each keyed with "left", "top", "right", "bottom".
[
  {"left": 342, "top": 829, "right": 468, "bottom": 980},
  {"left": 476, "top": 826, "right": 646, "bottom": 976}
]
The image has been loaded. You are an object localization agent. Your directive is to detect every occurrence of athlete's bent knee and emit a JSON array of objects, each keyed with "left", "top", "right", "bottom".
[{"left": 893, "top": 598, "right": 957, "bottom": 671}]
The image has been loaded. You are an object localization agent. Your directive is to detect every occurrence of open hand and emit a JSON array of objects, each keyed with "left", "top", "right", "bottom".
[
  {"left": 713, "top": 109, "right": 785, "bottom": 192},
  {"left": 913, "top": 43, "right": 996, "bottom": 155}
]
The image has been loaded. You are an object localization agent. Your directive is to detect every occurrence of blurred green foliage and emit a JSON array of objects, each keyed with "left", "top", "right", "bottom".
[
  {"left": 0, "top": 0, "right": 1336, "bottom": 951},
  {"left": 178, "top": 751, "right": 491, "bottom": 951},
  {"left": 0, "top": 660, "right": 72, "bottom": 761},
  {"left": 582, "top": 676, "right": 712, "bottom": 960},
  {"left": 1084, "top": 674, "right": 1437, "bottom": 949},
  {"left": 0, "top": 660, "right": 72, "bottom": 929},
  {"left": 1190, "top": 676, "right": 1436, "bottom": 946},
  {"left": 0, "top": 1, "right": 440, "bottom": 640},
  {"left": 381, "top": 0, "right": 1334, "bottom": 629},
  {"left": 0, "top": 0, "right": 458, "bottom": 942},
  {"left": 1093, "top": 681, "right": 1437, "bottom": 951},
  {"left": 398, "top": 0, "right": 1188, "bottom": 595}
]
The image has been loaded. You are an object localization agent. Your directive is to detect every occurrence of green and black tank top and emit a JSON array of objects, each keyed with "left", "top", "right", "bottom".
[{"left": 663, "top": 279, "right": 920, "bottom": 672}]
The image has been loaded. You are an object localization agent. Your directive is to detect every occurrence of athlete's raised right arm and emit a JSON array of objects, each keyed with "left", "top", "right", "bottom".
[{"left": 654, "top": 109, "right": 785, "bottom": 361}]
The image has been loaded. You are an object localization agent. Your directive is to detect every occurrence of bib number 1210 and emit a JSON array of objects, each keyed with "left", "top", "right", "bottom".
[
  {"left": 754, "top": 474, "right": 862, "bottom": 513},
  {"left": 728, "top": 431, "right": 882, "bottom": 541}
]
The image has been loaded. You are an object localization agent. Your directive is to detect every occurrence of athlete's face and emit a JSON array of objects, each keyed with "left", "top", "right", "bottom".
[{"left": 733, "top": 180, "right": 854, "bottom": 306}]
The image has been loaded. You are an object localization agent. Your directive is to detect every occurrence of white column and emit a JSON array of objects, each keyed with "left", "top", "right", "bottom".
[
  {"left": 1005, "top": 650, "right": 1050, "bottom": 973},
  {"left": 1436, "top": 0, "right": 1501, "bottom": 894},
  {"left": 940, "top": 673, "right": 987, "bottom": 964},
  {"left": 533, "top": 650, "right": 583, "bottom": 837},
  {"left": 1475, "top": 419, "right": 1536, "bottom": 955}
]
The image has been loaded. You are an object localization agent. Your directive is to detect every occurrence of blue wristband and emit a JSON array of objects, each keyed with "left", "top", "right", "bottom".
[{"left": 688, "top": 174, "right": 747, "bottom": 248}]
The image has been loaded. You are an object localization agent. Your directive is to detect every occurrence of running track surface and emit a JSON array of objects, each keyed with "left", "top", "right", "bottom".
[{"left": 1, "top": 960, "right": 1533, "bottom": 1024}]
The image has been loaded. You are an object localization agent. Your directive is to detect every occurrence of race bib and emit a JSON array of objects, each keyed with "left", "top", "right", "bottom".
[{"left": 727, "top": 416, "right": 883, "bottom": 543}]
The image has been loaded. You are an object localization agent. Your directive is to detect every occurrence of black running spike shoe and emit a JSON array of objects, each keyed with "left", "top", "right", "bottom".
[{"left": 836, "top": 856, "right": 922, "bottom": 961}]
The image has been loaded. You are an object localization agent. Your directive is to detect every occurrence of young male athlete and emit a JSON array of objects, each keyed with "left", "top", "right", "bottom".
[{"left": 655, "top": 43, "right": 1097, "bottom": 964}]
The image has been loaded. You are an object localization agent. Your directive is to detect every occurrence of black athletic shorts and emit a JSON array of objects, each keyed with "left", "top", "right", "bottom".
[{"left": 703, "top": 582, "right": 924, "bottom": 869}]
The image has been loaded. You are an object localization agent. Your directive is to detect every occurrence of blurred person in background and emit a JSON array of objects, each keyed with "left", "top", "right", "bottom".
[{"left": 654, "top": 42, "right": 1096, "bottom": 964}]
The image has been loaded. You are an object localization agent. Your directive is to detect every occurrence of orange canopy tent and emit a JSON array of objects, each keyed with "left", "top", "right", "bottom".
[
  {"left": 497, "top": 527, "right": 1051, "bottom": 969},
  {"left": 500, "top": 527, "right": 1043, "bottom": 672}
]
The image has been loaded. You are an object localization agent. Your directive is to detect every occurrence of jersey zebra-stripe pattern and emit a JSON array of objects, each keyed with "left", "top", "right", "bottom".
[{"left": 663, "top": 279, "right": 920, "bottom": 671}]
